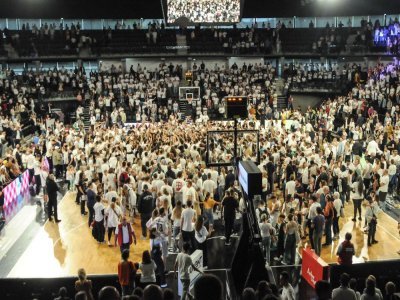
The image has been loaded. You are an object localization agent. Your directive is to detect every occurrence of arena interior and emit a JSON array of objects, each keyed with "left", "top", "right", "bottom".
[{"left": 0, "top": 0, "right": 400, "bottom": 299}]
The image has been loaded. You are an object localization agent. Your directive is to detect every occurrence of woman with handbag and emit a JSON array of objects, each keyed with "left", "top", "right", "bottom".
[{"left": 118, "top": 249, "right": 137, "bottom": 296}]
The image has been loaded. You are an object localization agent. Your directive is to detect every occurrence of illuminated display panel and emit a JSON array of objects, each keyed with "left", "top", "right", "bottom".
[{"left": 167, "top": 0, "right": 241, "bottom": 23}]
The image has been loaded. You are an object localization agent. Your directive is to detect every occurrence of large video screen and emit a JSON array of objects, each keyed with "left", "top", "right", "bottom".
[{"left": 167, "top": 0, "right": 241, "bottom": 24}]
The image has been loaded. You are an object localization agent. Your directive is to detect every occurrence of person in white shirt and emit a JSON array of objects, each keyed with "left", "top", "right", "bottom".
[
  {"left": 378, "top": 169, "right": 389, "bottom": 209},
  {"left": 194, "top": 215, "right": 209, "bottom": 268},
  {"left": 285, "top": 175, "right": 296, "bottom": 199},
  {"left": 172, "top": 172, "right": 185, "bottom": 204},
  {"left": 307, "top": 196, "right": 321, "bottom": 249},
  {"left": 183, "top": 180, "right": 197, "bottom": 205},
  {"left": 366, "top": 139, "right": 382, "bottom": 157},
  {"left": 351, "top": 176, "right": 364, "bottom": 222},
  {"left": 280, "top": 271, "right": 295, "bottom": 300},
  {"left": 181, "top": 200, "right": 196, "bottom": 252},
  {"left": 202, "top": 173, "right": 217, "bottom": 197},
  {"left": 93, "top": 196, "right": 105, "bottom": 243},
  {"left": 153, "top": 207, "right": 170, "bottom": 265},
  {"left": 388, "top": 159, "right": 397, "bottom": 194},
  {"left": 105, "top": 187, "right": 119, "bottom": 205},
  {"left": 33, "top": 156, "right": 42, "bottom": 195},
  {"left": 26, "top": 150, "right": 36, "bottom": 182},
  {"left": 105, "top": 199, "right": 122, "bottom": 246},
  {"left": 174, "top": 242, "right": 203, "bottom": 300},
  {"left": 259, "top": 214, "right": 275, "bottom": 265},
  {"left": 332, "top": 192, "right": 343, "bottom": 240},
  {"left": 123, "top": 183, "right": 137, "bottom": 217}
]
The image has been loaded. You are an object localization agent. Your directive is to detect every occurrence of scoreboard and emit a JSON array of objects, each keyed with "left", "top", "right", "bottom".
[{"left": 225, "top": 96, "right": 248, "bottom": 119}]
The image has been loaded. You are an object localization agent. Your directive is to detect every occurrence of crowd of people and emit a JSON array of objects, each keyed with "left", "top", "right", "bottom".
[
  {"left": 48, "top": 268, "right": 400, "bottom": 299},
  {"left": 167, "top": 0, "right": 240, "bottom": 23},
  {"left": 1, "top": 58, "right": 400, "bottom": 299},
  {"left": 1, "top": 16, "right": 399, "bottom": 61},
  {"left": 373, "top": 18, "right": 400, "bottom": 54}
]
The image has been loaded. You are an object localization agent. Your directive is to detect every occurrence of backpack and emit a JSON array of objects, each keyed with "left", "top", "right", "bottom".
[{"left": 119, "top": 172, "right": 129, "bottom": 184}]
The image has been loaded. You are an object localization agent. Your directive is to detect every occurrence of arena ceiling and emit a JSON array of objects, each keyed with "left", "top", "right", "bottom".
[{"left": 0, "top": 0, "right": 398, "bottom": 19}]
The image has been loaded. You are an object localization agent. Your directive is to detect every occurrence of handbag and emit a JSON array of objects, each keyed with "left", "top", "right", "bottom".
[
  {"left": 340, "top": 206, "right": 345, "bottom": 218},
  {"left": 295, "top": 227, "right": 301, "bottom": 244},
  {"left": 111, "top": 207, "right": 122, "bottom": 222}
]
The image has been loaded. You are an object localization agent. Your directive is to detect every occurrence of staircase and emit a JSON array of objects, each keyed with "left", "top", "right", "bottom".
[
  {"left": 176, "top": 34, "right": 188, "bottom": 55},
  {"left": 3, "top": 43, "right": 18, "bottom": 58},
  {"left": 277, "top": 95, "right": 287, "bottom": 110},
  {"left": 82, "top": 101, "right": 91, "bottom": 131},
  {"left": 177, "top": 73, "right": 195, "bottom": 120},
  {"left": 275, "top": 78, "right": 288, "bottom": 111},
  {"left": 274, "top": 78, "right": 286, "bottom": 95},
  {"left": 178, "top": 100, "right": 188, "bottom": 120}
]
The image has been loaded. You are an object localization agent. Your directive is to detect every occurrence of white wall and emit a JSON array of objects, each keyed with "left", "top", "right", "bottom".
[
  {"left": 228, "top": 57, "right": 264, "bottom": 68},
  {"left": 102, "top": 57, "right": 270, "bottom": 72},
  {"left": 99, "top": 60, "right": 122, "bottom": 72},
  {"left": 125, "top": 58, "right": 188, "bottom": 71},
  {"left": 189, "top": 58, "right": 228, "bottom": 70}
]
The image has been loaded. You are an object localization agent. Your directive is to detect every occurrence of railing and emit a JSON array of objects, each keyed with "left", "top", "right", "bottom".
[{"left": 0, "top": 14, "right": 399, "bottom": 30}]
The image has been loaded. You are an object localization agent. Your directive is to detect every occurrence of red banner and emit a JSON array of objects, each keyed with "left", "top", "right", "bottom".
[{"left": 301, "top": 248, "right": 330, "bottom": 288}]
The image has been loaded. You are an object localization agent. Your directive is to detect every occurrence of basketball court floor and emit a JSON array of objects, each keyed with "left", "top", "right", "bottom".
[{"left": 0, "top": 190, "right": 399, "bottom": 278}]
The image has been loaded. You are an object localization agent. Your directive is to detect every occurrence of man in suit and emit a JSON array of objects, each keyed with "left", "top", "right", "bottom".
[{"left": 46, "top": 174, "right": 60, "bottom": 222}]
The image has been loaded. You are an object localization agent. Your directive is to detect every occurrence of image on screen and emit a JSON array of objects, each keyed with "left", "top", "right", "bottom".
[
  {"left": 167, "top": 0, "right": 241, "bottom": 24},
  {"left": 206, "top": 131, "right": 235, "bottom": 166}
]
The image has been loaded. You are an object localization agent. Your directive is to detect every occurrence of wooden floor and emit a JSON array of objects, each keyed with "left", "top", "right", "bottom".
[
  {"left": 266, "top": 189, "right": 400, "bottom": 265},
  {"left": 310, "top": 200, "right": 400, "bottom": 264},
  {"left": 8, "top": 191, "right": 150, "bottom": 278},
  {"left": 6, "top": 191, "right": 400, "bottom": 278}
]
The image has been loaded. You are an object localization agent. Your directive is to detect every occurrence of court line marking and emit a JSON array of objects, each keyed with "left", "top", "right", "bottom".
[
  {"left": 43, "top": 191, "right": 88, "bottom": 247},
  {"left": 377, "top": 220, "right": 400, "bottom": 241},
  {"left": 52, "top": 221, "right": 87, "bottom": 247}
]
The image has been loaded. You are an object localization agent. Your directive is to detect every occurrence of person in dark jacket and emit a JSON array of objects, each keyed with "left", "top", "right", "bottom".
[
  {"left": 336, "top": 232, "right": 355, "bottom": 265},
  {"left": 352, "top": 140, "right": 363, "bottom": 157},
  {"left": 86, "top": 182, "right": 97, "bottom": 227},
  {"left": 221, "top": 190, "right": 238, "bottom": 246},
  {"left": 224, "top": 168, "right": 235, "bottom": 190},
  {"left": 46, "top": 174, "right": 60, "bottom": 222},
  {"left": 266, "top": 157, "right": 275, "bottom": 195},
  {"left": 53, "top": 286, "right": 71, "bottom": 300},
  {"left": 138, "top": 184, "right": 154, "bottom": 239}
]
